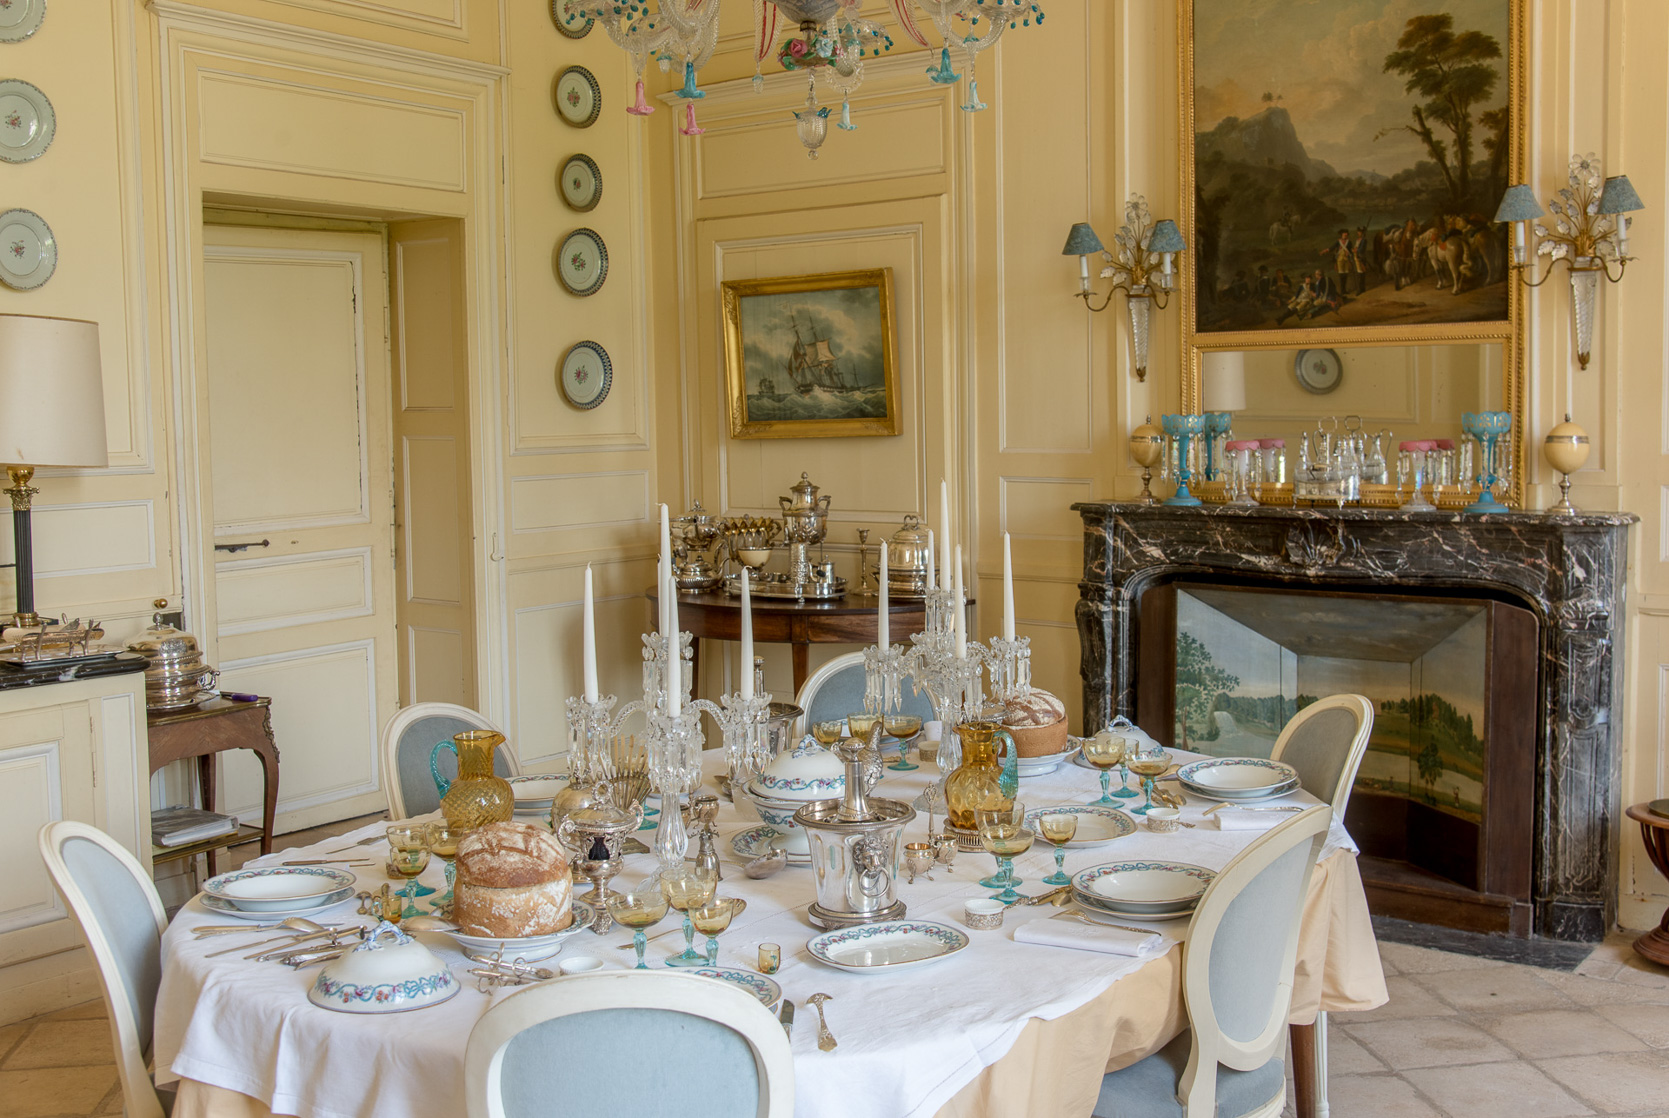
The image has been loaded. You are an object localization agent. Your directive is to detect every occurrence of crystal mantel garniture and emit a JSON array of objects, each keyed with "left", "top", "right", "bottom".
[{"left": 560, "top": 0, "right": 1044, "bottom": 157}]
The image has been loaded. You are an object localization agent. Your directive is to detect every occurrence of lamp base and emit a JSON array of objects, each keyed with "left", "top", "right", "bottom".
[
  {"left": 1546, "top": 473, "right": 1579, "bottom": 516},
  {"left": 1135, "top": 467, "right": 1157, "bottom": 505},
  {"left": 5, "top": 465, "right": 38, "bottom": 627}
]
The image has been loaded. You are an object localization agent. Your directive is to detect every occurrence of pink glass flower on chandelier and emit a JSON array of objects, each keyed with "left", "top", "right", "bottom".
[
  {"left": 679, "top": 103, "right": 706, "bottom": 136},
  {"left": 627, "top": 79, "right": 654, "bottom": 117}
]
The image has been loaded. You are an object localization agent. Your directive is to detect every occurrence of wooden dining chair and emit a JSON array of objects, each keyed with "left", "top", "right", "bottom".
[
  {"left": 793, "top": 650, "right": 936, "bottom": 737},
  {"left": 1093, "top": 805, "right": 1333, "bottom": 1118},
  {"left": 37, "top": 821, "right": 172, "bottom": 1118},
  {"left": 379, "top": 701, "right": 520, "bottom": 819},
  {"left": 463, "top": 970, "right": 795, "bottom": 1118},
  {"left": 1266, "top": 691, "right": 1373, "bottom": 1118}
]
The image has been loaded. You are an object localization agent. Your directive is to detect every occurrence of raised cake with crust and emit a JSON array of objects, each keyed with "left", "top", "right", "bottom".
[
  {"left": 1003, "top": 688, "right": 1070, "bottom": 757},
  {"left": 451, "top": 821, "right": 572, "bottom": 937}
]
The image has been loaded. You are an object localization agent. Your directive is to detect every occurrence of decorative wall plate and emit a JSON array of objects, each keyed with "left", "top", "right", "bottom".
[
  {"left": 555, "top": 227, "right": 608, "bottom": 297},
  {"left": 0, "top": 0, "right": 45, "bottom": 44},
  {"left": 553, "top": 65, "right": 601, "bottom": 128},
  {"left": 0, "top": 79, "right": 52, "bottom": 162},
  {"left": 551, "top": 0, "right": 593, "bottom": 38},
  {"left": 1294, "top": 348, "right": 1343, "bottom": 394},
  {"left": 558, "top": 153, "right": 602, "bottom": 213},
  {"left": 560, "top": 340, "right": 612, "bottom": 409},
  {"left": 0, "top": 208, "right": 55, "bottom": 290}
]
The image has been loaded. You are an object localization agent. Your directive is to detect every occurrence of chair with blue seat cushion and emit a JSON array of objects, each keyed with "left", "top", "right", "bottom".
[
  {"left": 464, "top": 971, "right": 794, "bottom": 1118},
  {"left": 1093, "top": 805, "right": 1332, "bottom": 1118},
  {"left": 793, "top": 650, "right": 937, "bottom": 738},
  {"left": 38, "top": 821, "right": 174, "bottom": 1118},
  {"left": 379, "top": 702, "right": 520, "bottom": 820}
]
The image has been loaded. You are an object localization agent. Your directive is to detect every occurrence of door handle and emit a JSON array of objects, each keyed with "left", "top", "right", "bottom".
[{"left": 215, "top": 539, "right": 271, "bottom": 554}]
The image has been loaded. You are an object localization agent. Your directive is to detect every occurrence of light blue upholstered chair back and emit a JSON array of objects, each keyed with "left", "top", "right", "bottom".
[
  {"left": 380, "top": 702, "right": 519, "bottom": 820},
  {"left": 795, "top": 651, "right": 936, "bottom": 736},
  {"left": 38, "top": 822, "right": 171, "bottom": 1118},
  {"left": 465, "top": 972, "right": 794, "bottom": 1118},
  {"left": 1268, "top": 694, "right": 1374, "bottom": 815}
]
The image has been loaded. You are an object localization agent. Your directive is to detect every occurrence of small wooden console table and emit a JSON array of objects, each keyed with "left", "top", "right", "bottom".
[
  {"left": 1625, "top": 802, "right": 1669, "bottom": 966},
  {"left": 147, "top": 696, "right": 280, "bottom": 875}
]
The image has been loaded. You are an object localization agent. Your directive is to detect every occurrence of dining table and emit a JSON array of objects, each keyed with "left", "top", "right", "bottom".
[{"left": 155, "top": 745, "right": 1388, "bottom": 1118}]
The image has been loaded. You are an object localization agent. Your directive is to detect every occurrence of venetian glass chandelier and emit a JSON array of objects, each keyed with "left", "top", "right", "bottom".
[{"left": 562, "top": 0, "right": 1045, "bottom": 157}]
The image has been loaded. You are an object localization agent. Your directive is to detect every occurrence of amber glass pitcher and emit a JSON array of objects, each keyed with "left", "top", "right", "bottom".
[
  {"left": 432, "top": 730, "right": 515, "bottom": 830},
  {"left": 944, "top": 720, "right": 1018, "bottom": 831}
]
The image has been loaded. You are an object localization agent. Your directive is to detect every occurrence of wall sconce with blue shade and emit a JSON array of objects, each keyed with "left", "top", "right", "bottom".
[
  {"left": 1062, "top": 195, "right": 1184, "bottom": 382},
  {"left": 1495, "top": 153, "right": 1646, "bottom": 370}
]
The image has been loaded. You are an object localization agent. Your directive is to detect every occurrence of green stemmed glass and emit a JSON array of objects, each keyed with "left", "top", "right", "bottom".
[
  {"left": 1038, "top": 812, "right": 1079, "bottom": 886},
  {"left": 660, "top": 863, "right": 717, "bottom": 967},
  {"left": 1126, "top": 747, "right": 1172, "bottom": 816},
  {"left": 1081, "top": 733, "right": 1128, "bottom": 806},
  {"left": 607, "top": 876, "right": 669, "bottom": 969},
  {"left": 976, "top": 801, "right": 1033, "bottom": 904},
  {"left": 884, "top": 714, "right": 922, "bottom": 770}
]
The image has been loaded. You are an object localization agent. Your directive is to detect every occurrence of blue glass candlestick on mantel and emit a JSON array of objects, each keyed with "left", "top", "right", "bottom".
[
  {"left": 1462, "top": 410, "right": 1513, "bottom": 513},
  {"left": 1161, "top": 413, "right": 1205, "bottom": 507}
]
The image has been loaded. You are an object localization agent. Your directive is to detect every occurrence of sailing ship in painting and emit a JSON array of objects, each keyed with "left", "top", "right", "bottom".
[{"left": 786, "top": 315, "right": 859, "bottom": 396}]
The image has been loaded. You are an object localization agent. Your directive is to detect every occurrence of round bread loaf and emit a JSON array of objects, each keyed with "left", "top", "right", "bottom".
[
  {"left": 452, "top": 821, "right": 573, "bottom": 937},
  {"left": 1004, "top": 688, "right": 1069, "bottom": 757}
]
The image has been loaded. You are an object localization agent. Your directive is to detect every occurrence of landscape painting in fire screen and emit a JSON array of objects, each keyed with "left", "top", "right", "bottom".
[{"left": 1174, "top": 587, "right": 1487, "bottom": 824}]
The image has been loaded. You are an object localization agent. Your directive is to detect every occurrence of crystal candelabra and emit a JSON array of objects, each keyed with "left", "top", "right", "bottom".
[
  {"left": 689, "top": 669, "right": 774, "bottom": 795},
  {"left": 644, "top": 705, "right": 703, "bottom": 869}
]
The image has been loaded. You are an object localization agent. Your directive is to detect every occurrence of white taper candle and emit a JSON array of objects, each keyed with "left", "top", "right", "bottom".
[
  {"left": 666, "top": 566, "right": 681, "bottom": 716},
  {"left": 1001, "top": 532, "right": 1015, "bottom": 641},
  {"left": 582, "top": 563, "right": 598, "bottom": 702},
  {"left": 877, "top": 541, "right": 889, "bottom": 652},
  {"left": 739, "top": 570, "right": 754, "bottom": 700}
]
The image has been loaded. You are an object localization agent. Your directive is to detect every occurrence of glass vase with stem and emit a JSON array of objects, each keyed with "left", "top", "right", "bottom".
[
  {"left": 660, "top": 862, "right": 717, "bottom": 967},
  {"left": 607, "top": 873, "right": 669, "bottom": 969},
  {"left": 975, "top": 800, "right": 1033, "bottom": 904},
  {"left": 691, "top": 897, "right": 736, "bottom": 966},
  {"left": 385, "top": 826, "right": 431, "bottom": 918},
  {"left": 424, "top": 822, "right": 461, "bottom": 913},
  {"left": 1037, "top": 812, "right": 1079, "bottom": 886},
  {"left": 1125, "top": 746, "right": 1172, "bottom": 816},
  {"left": 1080, "top": 733, "right": 1129, "bottom": 806}
]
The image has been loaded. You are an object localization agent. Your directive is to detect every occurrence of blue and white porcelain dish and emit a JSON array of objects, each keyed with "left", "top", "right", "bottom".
[
  {"left": 1022, "top": 805, "right": 1137, "bottom": 849},
  {"left": 1072, "top": 887, "right": 1199, "bottom": 920},
  {"left": 807, "top": 920, "right": 969, "bottom": 973},
  {"left": 691, "top": 968, "right": 782, "bottom": 1009},
  {"left": 738, "top": 782, "right": 821, "bottom": 855},
  {"left": 1073, "top": 861, "right": 1215, "bottom": 914},
  {"left": 203, "top": 867, "right": 358, "bottom": 912},
  {"left": 309, "top": 921, "right": 459, "bottom": 1015},
  {"left": 1177, "top": 757, "right": 1299, "bottom": 794},
  {"left": 752, "top": 739, "right": 845, "bottom": 800},
  {"left": 199, "top": 885, "right": 356, "bottom": 920},
  {"left": 440, "top": 897, "right": 596, "bottom": 962},
  {"left": 1177, "top": 779, "right": 1300, "bottom": 805},
  {"left": 730, "top": 823, "right": 809, "bottom": 864}
]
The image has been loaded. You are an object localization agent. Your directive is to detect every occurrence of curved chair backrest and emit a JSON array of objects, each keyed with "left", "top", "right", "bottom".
[
  {"left": 380, "top": 702, "right": 519, "bottom": 820},
  {"left": 1178, "top": 805, "right": 1331, "bottom": 1118},
  {"left": 464, "top": 970, "right": 794, "bottom": 1118},
  {"left": 1268, "top": 694, "right": 1374, "bottom": 816},
  {"left": 793, "top": 650, "right": 937, "bottom": 737},
  {"left": 38, "top": 821, "right": 170, "bottom": 1118}
]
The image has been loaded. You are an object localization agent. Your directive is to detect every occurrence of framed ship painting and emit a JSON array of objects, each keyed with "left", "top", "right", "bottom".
[
  {"left": 1180, "top": 0, "right": 1525, "bottom": 348},
  {"left": 721, "top": 268, "right": 902, "bottom": 440}
]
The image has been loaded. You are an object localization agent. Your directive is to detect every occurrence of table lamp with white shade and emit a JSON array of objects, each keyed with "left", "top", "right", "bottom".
[{"left": 0, "top": 314, "right": 108, "bottom": 628}]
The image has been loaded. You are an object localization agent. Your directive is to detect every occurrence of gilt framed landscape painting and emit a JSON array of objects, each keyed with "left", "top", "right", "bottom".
[
  {"left": 1180, "top": 0, "right": 1525, "bottom": 349},
  {"left": 721, "top": 269, "right": 901, "bottom": 440}
]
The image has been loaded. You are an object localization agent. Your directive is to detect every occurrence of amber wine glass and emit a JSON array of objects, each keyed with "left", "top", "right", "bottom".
[
  {"left": 884, "top": 713, "right": 922, "bottom": 771},
  {"left": 846, "top": 711, "right": 882, "bottom": 740},
  {"left": 424, "top": 823, "right": 461, "bottom": 912},
  {"left": 1037, "top": 812, "right": 1079, "bottom": 886},
  {"left": 691, "top": 897, "right": 737, "bottom": 966},
  {"left": 608, "top": 877, "right": 670, "bottom": 969},
  {"left": 811, "top": 720, "right": 846, "bottom": 747},
  {"left": 975, "top": 801, "right": 1033, "bottom": 904},
  {"left": 1126, "top": 747, "right": 1172, "bottom": 816},
  {"left": 386, "top": 836, "right": 431, "bottom": 918},
  {"left": 660, "top": 863, "right": 718, "bottom": 968},
  {"left": 1081, "top": 733, "right": 1129, "bottom": 807}
]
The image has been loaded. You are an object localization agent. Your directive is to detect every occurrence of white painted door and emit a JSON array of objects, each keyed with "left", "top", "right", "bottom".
[{"left": 201, "top": 225, "right": 398, "bottom": 831}]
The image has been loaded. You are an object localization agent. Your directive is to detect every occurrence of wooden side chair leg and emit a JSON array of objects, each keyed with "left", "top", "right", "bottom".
[{"left": 1290, "top": 1014, "right": 1330, "bottom": 1118}]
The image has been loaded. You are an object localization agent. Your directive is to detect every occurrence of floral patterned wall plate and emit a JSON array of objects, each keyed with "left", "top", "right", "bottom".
[
  {"left": 553, "top": 65, "right": 602, "bottom": 128},
  {"left": 559, "top": 153, "right": 602, "bottom": 213},
  {"left": 0, "top": 80, "right": 52, "bottom": 162},
  {"left": 0, "top": 0, "right": 45, "bottom": 43},
  {"left": 555, "top": 227, "right": 607, "bottom": 297},
  {"left": 0, "top": 208, "right": 56, "bottom": 290},
  {"left": 551, "top": 0, "right": 593, "bottom": 38},
  {"left": 560, "top": 339, "right": 612, "bottom": 409}
]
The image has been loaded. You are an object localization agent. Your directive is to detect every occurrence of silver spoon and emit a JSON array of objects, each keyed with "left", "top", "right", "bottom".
[
  {"left": 203, "top": 917, "right": 332, "bottom": 958},
  {"left": 806, "top": 993, "right": 837, "bottom": 1052},
  {"left": 743, "top": 849, "right": 788, "bottom": 879}
]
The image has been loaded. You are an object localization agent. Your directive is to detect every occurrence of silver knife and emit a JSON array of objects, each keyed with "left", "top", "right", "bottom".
[{"left": 778, "top": 999, "right": 796, "bottom": 1038}]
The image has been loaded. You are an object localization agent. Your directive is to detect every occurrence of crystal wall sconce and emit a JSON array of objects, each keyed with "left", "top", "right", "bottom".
[{"left": 1062, "top": 195, "right": 1185, "bottom": 382}]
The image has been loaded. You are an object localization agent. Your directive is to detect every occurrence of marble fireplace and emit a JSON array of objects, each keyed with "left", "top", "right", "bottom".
[{"left": 1072, "top": 502, "right": 1636, "bottom": 942}]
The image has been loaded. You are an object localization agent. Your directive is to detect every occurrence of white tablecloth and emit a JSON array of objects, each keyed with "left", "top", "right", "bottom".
[{"left": 155, "top": 750, "right": 1359, "bottom": 1118}]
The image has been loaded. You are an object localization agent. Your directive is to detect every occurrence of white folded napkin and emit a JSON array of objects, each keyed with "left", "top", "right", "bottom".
[
  {"left": 1214, "top": 808, "right": 1291, "bottom": 830},
  {"left": 1013, "top": 916, "right": 1166, "bottom": 957}
]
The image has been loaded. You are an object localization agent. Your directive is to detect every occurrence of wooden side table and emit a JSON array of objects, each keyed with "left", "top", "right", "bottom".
[
  {"left": 1625, "top": 802, "right": 1669, "bottom": 965},
  {"left": 148, "top": 696, "right": 280, "bottom": 875}
]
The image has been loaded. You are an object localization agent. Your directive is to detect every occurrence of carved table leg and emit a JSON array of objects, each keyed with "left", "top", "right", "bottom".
[{"left": 1634, "top": 820, "right": 1669, "bottom": 966}]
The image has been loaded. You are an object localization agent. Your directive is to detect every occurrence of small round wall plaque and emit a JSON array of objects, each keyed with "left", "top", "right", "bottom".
[
  {"left": 554, "top": 65, "right": 602, "bottom": 128},
  {"left": 559, "top": 154, "right": 602, "bottom": 213},
  {"left": 1294, "top": 348, "right": 1343, "bottom": 394},
  {"left": 0, "top": 0, "right": 45, "bottom": 44},
  {"left": 551, "top": 0, "right": 593, "bottom": 38},
  {"left": 0, "top": 80, "right": 53, "bottom": 162},
  {"left": 560, "top": 340, "right": 612, "bottom": 409},
  {"left": 555, "top": 227, "right": 608, "bottom": 297},
  {"left": 0, "top": 208, "right": 56, "bottom": 290}
]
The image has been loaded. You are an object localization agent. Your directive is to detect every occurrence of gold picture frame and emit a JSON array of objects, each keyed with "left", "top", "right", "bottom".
[
  {"left": 721, "top": 268, "right": 902, "bottom": 440},
  {"left": 1178, "top": 0, "right": 1529, "bottom": 501}
]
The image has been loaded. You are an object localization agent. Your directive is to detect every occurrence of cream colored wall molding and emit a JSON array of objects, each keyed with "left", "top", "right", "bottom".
[
  {"left": 258, "top": 0, "right": 469, "bottom": 41},
  {"left": 214, "top": 546, "right": 377, "bottom": 636}
]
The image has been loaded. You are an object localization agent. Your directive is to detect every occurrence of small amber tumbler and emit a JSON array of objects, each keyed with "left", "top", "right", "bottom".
[{"left": 758, "top": 943, "right": 781, "bottom": 974}]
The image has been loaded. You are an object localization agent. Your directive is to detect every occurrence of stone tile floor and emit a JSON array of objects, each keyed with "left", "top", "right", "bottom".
[{"left": 9, "top": 812, "right": 1669, "bottom": 1118}]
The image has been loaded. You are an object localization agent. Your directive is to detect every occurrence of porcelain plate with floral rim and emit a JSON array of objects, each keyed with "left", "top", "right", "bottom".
[
  {"left": 203, "top": 866, "right": 358, "bottom": 912},
  {"left": 440, "top": 897, "right": 597, "bottom": 961},
  {"left": 730, "top": 823, "right": 809, "bottom": 864},
  {"left": 1074, "top": 861, "right": 1215, "bottom": 911},
  {"left": 1177, "top": 757, "right": 1299, "bottom": 794},
  {"left": 807, "top": 920, "right": 970, "bottom": 973},
  {"left": 1022, "top": 805, "right": 1137, "bottom": 849},
  {"left": 691, "top": 967, "right": 782, "bottom": 1009},
  {"left": 199, "top": 885, "right": 357, "bottom": 920}
]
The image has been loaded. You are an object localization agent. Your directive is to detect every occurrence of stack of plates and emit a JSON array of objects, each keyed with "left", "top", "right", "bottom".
[
  {"left": 1016, "top": 743, "right": 1076, "bottom": 777},
  {"left": 438, "top": 897, "right": 596, "bottom": 962},
  {"left": 509, "top": 774, "right": 567, "bottom": 818},
  {"left": 1071, "top": 860, "right": 1215, "bottom": 919},
  {"left": 1175, "top": 757, "right": 1299, "bottom": 803},
  {"left": 1021, "top": 805, "right": 1136, "bottom": 848},
  {"left": 201, "top": 867, "right": 359, "bottom": 920}
]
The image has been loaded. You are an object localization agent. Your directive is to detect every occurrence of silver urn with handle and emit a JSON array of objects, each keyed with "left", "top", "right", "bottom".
[{"left": 793, "top": 727, "right": 916, "bottom": 930}]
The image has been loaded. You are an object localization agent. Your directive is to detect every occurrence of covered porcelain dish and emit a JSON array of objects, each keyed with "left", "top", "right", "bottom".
[
  {"left": 750, "top": 738, "right": 844, "bottom": 801},
  {"left": 308, "top": 921, "right": 459, "bottom": 1014}
]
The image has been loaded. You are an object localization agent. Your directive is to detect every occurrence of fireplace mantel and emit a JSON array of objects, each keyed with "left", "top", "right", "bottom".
[{"left": 1072, "top": 501, "right": 1637, "bottom": 941}]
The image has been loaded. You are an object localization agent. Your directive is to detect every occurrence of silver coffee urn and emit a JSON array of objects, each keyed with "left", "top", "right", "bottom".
[{"left": 793, "top": 732, "right": 916, "bottom": 930}]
